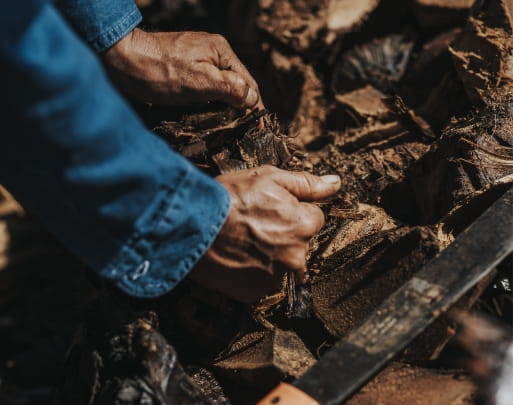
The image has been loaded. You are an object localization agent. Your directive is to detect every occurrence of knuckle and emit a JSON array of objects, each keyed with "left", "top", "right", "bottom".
[
  {"left": 211, "top": 33, "right": 227, "bottom": 45},
  {"left": 230, "top": 78, "right": 249, "bottom": 101},
  {"left": 259, "top": 165, "right": 277, "bottom": 176},
  {"left": 286, "top": 253, "right": 307, "bottom": 274},
  {"left": 301, "top": 209, "right": 324, "bottom": 235}
]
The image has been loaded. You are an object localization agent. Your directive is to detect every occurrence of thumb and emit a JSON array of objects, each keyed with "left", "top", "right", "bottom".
[{"left": 272, "top": 170, "right": 341, "bottom": 201}]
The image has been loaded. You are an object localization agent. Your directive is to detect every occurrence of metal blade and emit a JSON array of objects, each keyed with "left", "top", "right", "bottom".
[{"left": 293, "top": 186, "right": 513, "bottom": 405}]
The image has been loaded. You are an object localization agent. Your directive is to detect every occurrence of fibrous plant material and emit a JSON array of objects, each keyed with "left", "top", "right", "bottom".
[
  {"left": 400, "top": 28, "right": 462, "bottom": 104},
  {"left": 257, "top": 0, "right": 380, "bottom": 53},
  {"left": 450, "top": 0, "right": 513, "bottom": 104},
  {"left": 383, "top": 93, "right": 513, "bottom": 224},
  {"left": 153, "top": 109, "right": 294, "bottom": 174},
  {"left": 310, "top": 203, "right": 398, "bottom": 262},
  {"left": 308, "top": 133, "right": 431, "bottom": 204},
  {"left": 332, "top": 85, "right": 391, "bottom": 126},
  {"left": 212, "top": 328, "right": 316, "bottom": 390}
]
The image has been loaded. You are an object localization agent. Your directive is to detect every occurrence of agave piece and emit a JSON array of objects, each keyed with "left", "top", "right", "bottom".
[{"left": 332, "top": 34, "right": 415, "bottom": 94}]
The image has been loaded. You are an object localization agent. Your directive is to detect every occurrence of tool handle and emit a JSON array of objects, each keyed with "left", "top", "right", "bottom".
[{"left": 256, "top": 382, "right": 319, "bottom": 405}]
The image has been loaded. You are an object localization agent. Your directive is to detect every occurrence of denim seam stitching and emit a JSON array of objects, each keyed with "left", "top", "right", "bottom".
[{"left": 88, "top": 7, "right": 141, "bottom": 52}]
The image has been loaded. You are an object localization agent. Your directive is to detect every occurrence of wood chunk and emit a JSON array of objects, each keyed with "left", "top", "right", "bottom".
[
  {"left": 400, "top": 29, "right": 471, "bottom": 130},
  {"left": 312, "top": 226, "right": 445, "bottom": 338},
  {"left": 330, "top": 85, "right": 391, "bottom": 128},
  {"left": 414, "top": 0, "right": 474, "bottom": 29},
  {"left": 383, "top": 94, "right": 513, "bottom": 224},
  {"left": 212, "top": 328, "right": 316, "bottom": 389},
  {"left": 450, "top": 0, "right": 513, "bottom": 104},
  {"left": 316, "top": 203, "right": 398, "bottom": 260},
  {"left": 440, "top": 176, "right": 513, "bottom": 237},
  {"left": 308, "top": 135, "right": 430, "bottom": 204},
  {"left": 269, "top": 50, "right": 328, "bottom": 147},
  {"left": 332, "top": 34, "right": 415, "bottom": 94},
  {"left": 383, "top": 95, "right": 436, "bottom": 140},
  {"left": 326, "top": 0, "right": 380, "bottom": 33},
  {"left": 347, "top": 362, "right": 476, "bottom": 405},
  {"left": 187, "top": 367, "right": 231, "bottom": 405},
  {"left": 257, "top": 0, "right": 380, "bottom": 53}
]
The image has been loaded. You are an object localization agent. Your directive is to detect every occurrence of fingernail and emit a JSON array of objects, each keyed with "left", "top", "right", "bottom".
[
  {"left": 321, "top": 175, "right": 340, "bottom": 184},
  {"left": 244, "top": 88, "right": 258, "bottom": 107}
]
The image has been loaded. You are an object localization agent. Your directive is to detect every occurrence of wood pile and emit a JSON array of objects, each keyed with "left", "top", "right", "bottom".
[{"left": 1, "top": 1, "right": 513, "bottom": 404}]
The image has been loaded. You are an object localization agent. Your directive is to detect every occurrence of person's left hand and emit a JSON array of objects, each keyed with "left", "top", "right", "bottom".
[{"left": 102, "top": 28, "right": 264, "bottom": 109}]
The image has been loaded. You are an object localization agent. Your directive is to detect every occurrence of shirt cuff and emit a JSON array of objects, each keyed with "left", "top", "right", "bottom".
[
  {"left": 100, "top": 165, "right": 231, "bottom": 298},
  {"left": 56, "top": 0, "right": 142, "bottom": 52},
  {"left": 89, "top": 6, "right": 141, "bottom": 52}
]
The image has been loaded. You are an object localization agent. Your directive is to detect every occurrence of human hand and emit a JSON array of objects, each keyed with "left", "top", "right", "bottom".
[
  {"left": 103, "top": 28, "right": 263, "bottom": 109},
  {"left": 189, "top": 166, "right": 341, "bottom": 303}
]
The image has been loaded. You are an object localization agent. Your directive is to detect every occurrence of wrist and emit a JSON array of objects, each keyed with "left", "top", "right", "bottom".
[{"left": 102, "top": 27, "right": 140, "bottom": 63}]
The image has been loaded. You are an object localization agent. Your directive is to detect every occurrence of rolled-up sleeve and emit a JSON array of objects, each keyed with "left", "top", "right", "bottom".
[
  {"left": 0, "top": 2, "right": 230, "bottom": 298},
  {"left": 55, "top": 0, "right": 142, "bottom": 52}
]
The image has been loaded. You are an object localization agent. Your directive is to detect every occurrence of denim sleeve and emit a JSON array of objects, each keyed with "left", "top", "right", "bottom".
[
  {"left": 55, "top": 0, "right": 142, "bottom": 52},
  {"left": 0, "top": 2, "right": 230, "bottom": 298}
]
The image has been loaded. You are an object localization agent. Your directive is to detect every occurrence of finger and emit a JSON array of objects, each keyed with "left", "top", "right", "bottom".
[
  {"left": 298, "top": 202, "right": 325, "bottom": 236},
  {"left": 216, "top": 41, "right": 265, "bottom": 109},
  {"left": 277, "top": 247, "right": 309, "bottom": 284},
  {"left": 218, "top": 69, "right": 259, "bottom": 108},
  {"left": 271, "top": 169, "right": 341, "bottom": 202}
]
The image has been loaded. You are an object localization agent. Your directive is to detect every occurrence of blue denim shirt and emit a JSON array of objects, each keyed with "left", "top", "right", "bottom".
[
  {"left": 55, "top": 0, "right": 142, "bottom": 52},
  {"left": 0, "top": 1, "right": 230, "bottom": 298}
]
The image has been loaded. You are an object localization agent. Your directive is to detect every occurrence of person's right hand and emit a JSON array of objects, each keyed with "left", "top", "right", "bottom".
[
  {"left": 102, "top": 28, "right": 263, "bottom": 109},
  {"left": 189, "top": 166, "right": 341, "bottom": 303}
]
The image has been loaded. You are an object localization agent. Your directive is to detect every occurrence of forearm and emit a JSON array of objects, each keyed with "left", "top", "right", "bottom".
[{"left": 0, "top": 2, "right": 230, "bottom": 297}]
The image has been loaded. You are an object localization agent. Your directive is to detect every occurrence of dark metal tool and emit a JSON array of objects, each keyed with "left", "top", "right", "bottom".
[{"left": 258, "top": 186, "right": 513, "bottom": 405}]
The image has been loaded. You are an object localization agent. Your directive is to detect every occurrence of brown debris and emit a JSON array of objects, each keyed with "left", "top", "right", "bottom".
[
  {"left": 312, "top": 203, "right": 398, "bottom": 261},
  {"left": 330, "top": 85, "right": 391, "bottom": 128},
  {"left": 257, "top": 0, "right": 380, "bottom": 53},
  {"left": 348, "top": 362, "right": 476, "bottom": 405},
  {"left": 312, "top": 226, "right": 446, "bottom": 339},
  {"left": 267, "top": 50, "right": 329, "bottom": 147},
  {"left": 383, "top": 93, "right": 513, "bottom": 224},
  {"left": 153, "top": 109, "right": 294, "bottom": 174},
  {"left": 450, "top": 0, "right": 513, "bottom": 104},
  {"left": 400, "top": 28, "right": 471, "bottom": 129},
  {"left": 308, "top": 135, "right": 431, "bottom": 204},
  {"left": 212, "top": 328, "right": 316, "bottom": 389}
]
